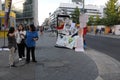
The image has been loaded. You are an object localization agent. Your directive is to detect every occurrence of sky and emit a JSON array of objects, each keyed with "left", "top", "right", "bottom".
[
  {"left": 1, "top": 0, "right": 25, "bottom": 11},
  {"left": 38, "top": 0, "right": 71, "bottom": 25},
  {"left": 38, "top": 0, "right": 111, "bottom": 25},
  {"left": 1, "top": 0, "right": 120, "bottom": 25}
]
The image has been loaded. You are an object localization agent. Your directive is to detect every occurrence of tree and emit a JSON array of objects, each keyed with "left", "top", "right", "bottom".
[
  {"left": 71, "top": 7, "right": 80, "bottom": 24},
  {"left": 87, "top": 15, "right": 94, "bottom": 26},
  {"left": 100, "top": 18, "right": 106, "bottom": 25},
  {"left": 95, "top": 15, "right": 101, "bottom": 25},
  {"left": 104, "top": 0, "right": 119, "bottom": 26}
]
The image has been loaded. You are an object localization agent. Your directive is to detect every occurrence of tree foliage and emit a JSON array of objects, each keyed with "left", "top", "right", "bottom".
[
  {"left": 71, "top": 7, "right": 80, "bottom": 24},
  {"left": 87, "top": 15, "right": 94, "bottom": 26},
  {"left": 104, "top": 0, "right": 119, "bottom": 26},
  {"left": 87, "top": 15, "right": 105, "bottom": 26},
  {"left": 95, "top": 15, "right": 101, "bottom": 25},
  {"left": 117, "top": 6, "right": 120, "bottom": 24}
]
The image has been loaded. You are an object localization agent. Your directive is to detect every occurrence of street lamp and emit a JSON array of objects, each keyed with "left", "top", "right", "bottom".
[
  {"left": 72, "top": 0, "right": 85, "bottom": 13},
  {"left": 82, "top": 0, "right": 85, "bottom": 13}
]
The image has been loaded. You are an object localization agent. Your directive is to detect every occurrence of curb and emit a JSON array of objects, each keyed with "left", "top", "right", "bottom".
[
  {"left": 87, "top": 33, "right": 120, "bottom": 39},
  {"left": 85, "top": 48, "right": 120, "bottom": 80}
]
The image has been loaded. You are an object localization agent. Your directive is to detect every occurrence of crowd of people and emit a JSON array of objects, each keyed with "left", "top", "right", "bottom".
[{"left": 7, "top": 24, "right": 39, "bottom": 67}]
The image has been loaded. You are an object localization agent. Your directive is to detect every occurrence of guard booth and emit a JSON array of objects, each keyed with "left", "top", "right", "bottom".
[{"left": 0, "top": 10, "right": 16, "bottom": 38}]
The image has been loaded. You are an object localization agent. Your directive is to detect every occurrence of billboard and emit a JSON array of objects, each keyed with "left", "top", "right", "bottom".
[
  {"left": 4, "top": 0, "right": 12, "bottom": 28},
  {"left": 5, "top": 0, "right": 12, "bottom": 12},
  {"left": 0, "top": 0, "right": 2, "bottom": 10}
]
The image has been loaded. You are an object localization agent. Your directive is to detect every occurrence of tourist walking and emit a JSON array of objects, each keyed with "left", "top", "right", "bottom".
[
  {"left": 40, "top": 26, "right": 43, "bottom": 35},
  {"left": 25, "top": 24, "right": 38, "bottom": 64},
  {"left": 15, "top": 24, "right": 26, "bottom": 61},
  {"left": 7, "top": 27, "right": 17, "bottom": 67}
]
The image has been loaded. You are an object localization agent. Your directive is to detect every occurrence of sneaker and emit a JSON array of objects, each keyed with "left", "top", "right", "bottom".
[
  {"left": 32, "top": 60, "right": 37, "bottom": 63},
  {"left": 19, "top": 58, "right": 22, "bottom": 61}
]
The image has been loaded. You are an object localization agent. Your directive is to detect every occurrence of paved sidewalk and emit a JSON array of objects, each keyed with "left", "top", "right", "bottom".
[
  {"left": 0, "top": 32, "right": 120, "bottom": 80},
  {"left": 0, "top": 33, "right": 98, "bottom": 80}
]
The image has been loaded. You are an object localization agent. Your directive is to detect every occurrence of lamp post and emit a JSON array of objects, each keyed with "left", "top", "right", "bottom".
[
  {"left": 72, "top": 0, "right": 85, "bottom": 13},
  {"left": 82, "top": 0, "right": 85, "bottom": 13}
]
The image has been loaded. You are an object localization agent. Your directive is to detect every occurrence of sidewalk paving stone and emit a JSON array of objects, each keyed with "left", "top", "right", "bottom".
[{"left": 0, "top": 33, "right": 98, "bottom": 80}]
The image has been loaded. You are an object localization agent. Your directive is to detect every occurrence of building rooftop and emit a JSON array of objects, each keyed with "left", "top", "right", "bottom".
[
  {"left": 85, "top": 4, "right": 99, "bottom": 10},
  {"left": 59, "top": 3, "right": 99, "bottom": 10},
  {"left": 59, "top": 3, "right": 82, "bottom": 8}
]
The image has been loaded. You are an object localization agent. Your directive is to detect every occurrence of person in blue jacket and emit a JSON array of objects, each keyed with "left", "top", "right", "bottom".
[{"left": 25, "top": 24, "right": 38, "bottom": 63}]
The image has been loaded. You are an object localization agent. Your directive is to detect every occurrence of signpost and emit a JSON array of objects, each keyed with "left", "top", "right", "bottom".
[
  {"left": 0, "top": 0, "right": 12, "bottom": 51},
  {"left": 72, "top": 0, "right": 85, "bottom": 13}
]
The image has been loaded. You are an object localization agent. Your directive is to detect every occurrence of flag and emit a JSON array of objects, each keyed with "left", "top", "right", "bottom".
[
  {"left": 0, "top": 0, "right": 2, "bottom": 10},
  {"left": 4, "top": 0, "right": 12, "bottom": 28}
]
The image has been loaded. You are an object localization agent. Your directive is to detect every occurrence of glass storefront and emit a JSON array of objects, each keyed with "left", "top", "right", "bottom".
[{"left": 12, "top": 0, "right": 34, "bottom": 25}]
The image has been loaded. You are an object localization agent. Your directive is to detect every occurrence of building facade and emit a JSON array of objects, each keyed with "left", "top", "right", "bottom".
[
  {"left": 49, "top": 3, "right": 104, "bottom": 27},
  {"left": 12, "top": 0, "right": 38, "bottom": 26}
]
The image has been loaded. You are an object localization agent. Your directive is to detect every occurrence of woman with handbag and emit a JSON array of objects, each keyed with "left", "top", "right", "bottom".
[{"left": 15, "top": 24, "right": 26, "bottom": 61}]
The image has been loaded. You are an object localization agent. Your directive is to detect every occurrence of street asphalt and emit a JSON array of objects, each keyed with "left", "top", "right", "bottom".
[
  {"left": 0, "top": 32, "right": 120, "bottom": 80},
  {"left": 86, "top": 34, "right": 120, "bottom": 61}
]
